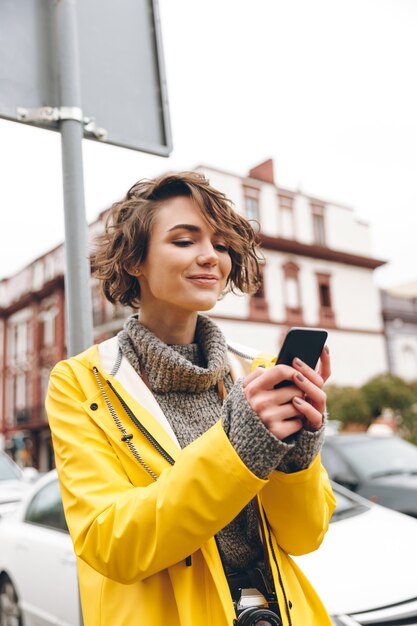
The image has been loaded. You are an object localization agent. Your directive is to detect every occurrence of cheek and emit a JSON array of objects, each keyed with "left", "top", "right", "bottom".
[
  {"left": 223, "top": 257, "right": 233, "bottom": 280},
  {"left": 149, "top": 261, "right": 184, "bottom": 292}
]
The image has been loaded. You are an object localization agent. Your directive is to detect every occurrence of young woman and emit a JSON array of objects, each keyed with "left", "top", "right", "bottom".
[{"left": 46, "top": 172, "right": 336, "bottom": 626}]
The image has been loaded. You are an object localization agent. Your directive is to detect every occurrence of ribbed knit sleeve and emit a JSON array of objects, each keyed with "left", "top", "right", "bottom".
[
  {"left": 222, "top": 379, "right": 325, "bottom": 479},
  {"left": 276, "top": 425, "right": 325, "bottom": 474}
]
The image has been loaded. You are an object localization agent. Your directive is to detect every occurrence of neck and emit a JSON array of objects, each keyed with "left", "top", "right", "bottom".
[{"left": 138, "top": 309, "right": 199, "bottom": 344}]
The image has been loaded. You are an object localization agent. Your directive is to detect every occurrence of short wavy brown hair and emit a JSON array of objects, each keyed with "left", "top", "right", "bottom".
[{"left": 91, "top": 171, "right": 263, "bottom": 308}]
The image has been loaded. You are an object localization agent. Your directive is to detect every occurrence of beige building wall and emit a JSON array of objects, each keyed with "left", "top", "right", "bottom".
[{"left": 200, "top": 162, "right": 387, "bottom": 386}]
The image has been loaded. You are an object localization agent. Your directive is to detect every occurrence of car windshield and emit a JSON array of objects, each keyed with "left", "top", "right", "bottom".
[
  {"left": 0, "top": 453, "right": 22, "bottom": 481},
  {"left": 339, "top": 437, "right": 417, "bottom": 479}
]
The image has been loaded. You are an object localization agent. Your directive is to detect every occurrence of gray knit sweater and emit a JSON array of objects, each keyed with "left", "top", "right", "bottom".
[{"left": 118, "top": 314, "right": 324, "bottom": 573}]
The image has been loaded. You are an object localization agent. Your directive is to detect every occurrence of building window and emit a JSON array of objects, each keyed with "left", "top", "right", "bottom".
[
  {"left": 15, "top": 371, "right": 30, "bottom": 426},
  {"left": 282, "top": 261, "right": 304, "bottom": 325},
  {"left": 242, "top": 184, "right": 260, "bottom": 222},
  {"left": 319, "top": 282, "right": 331, "bottom": 308},
  {"left": 401, "top": 346, "right": 417, "bottom": 380},
  {"left": 4, "top": 375, "right": 12, "bottom": 428},
  {"left": 311, "top": 201, "right": 326, "bottom": 246},
  {"left": 7, "top": 315, "right": 31, "bottom": 364},
  {"left": 16, "top": 322, "right": 28, "bottom": 359},
  {"left": 249, "top": 265, "right": 269, "bottom": 321},
  {"left": 39, "top": 308, "right": 57, "bottom": 348},
  {"left": 278, "top": 192, "right": 295, "bottom": 239},
  {"left": 245, "top": 196, "right": 259, "bottom": 221},
  {"left": 316, "top": 273, "right": 336, "bottom": 327},
  {"left": 15, "top": 372, "right": 27, "bottom": 410}
]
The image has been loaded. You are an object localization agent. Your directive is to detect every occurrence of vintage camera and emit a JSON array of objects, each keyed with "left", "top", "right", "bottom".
[{"left": 234, "top": 587, "right": 282, "bottom": 626}]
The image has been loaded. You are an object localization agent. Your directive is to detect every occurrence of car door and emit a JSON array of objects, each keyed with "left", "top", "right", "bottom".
[{"left": 11, "top": 479, "right": 80, "bottom": 626}]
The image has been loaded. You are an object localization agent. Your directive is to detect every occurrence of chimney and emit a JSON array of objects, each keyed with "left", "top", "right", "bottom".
[{"left": 248, "top": 159, "right": 275, "bottom": 185}]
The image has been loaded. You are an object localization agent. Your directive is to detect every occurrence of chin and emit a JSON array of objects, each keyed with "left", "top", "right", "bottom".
[
  {"left": 186, "top": 297, "right": 218, "bottom": 313},
  {"left": 198, "top": 303, "right": 216, "bottom": 312}
]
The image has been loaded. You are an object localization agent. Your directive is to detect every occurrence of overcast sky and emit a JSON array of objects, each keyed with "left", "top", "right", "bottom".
[{"left": 1, "top": 0, "right": 416, "bottom": 289}]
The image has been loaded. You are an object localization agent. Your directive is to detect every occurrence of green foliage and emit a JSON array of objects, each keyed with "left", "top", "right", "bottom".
[
  {"left": 361, "top": 374, "right": 415, "bottom": 418},
  {"left": 326, "top": 385, "right": 371, "bottom": 428},
  {"left": 325, "top": 374, "right": 417, "bottom": 442},
  {"left": 399, "top": 387, "right": 417, "bottom": 444},
  {"left": 400, "top": 409, "right": 417, "bottom": 444}
]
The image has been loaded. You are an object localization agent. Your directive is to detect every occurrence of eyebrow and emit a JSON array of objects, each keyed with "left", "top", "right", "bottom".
[
  {"left": 166, "top": 223, "right": 226, "bottom": 239},
  {"left": 167, "top": 224, "right": 202, "bottom": 233}
]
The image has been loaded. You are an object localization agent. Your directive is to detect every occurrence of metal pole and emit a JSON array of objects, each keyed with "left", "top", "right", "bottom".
[{"left": 54, "top": 0, "right": 93, "bottom": 357}]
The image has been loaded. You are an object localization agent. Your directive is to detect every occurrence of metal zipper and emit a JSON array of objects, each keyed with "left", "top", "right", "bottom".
[
  {"left": 105, "top": 377, "right": 176, "bottom": 466},
  {"left": 93, "top": 367, "right": 192, "bottom": 567},
  {"left": 226, "top": 344, "right": 254, "bottom": 360},
  {"left": 92, "top": 367, "right": 174, "bottom": 480}
]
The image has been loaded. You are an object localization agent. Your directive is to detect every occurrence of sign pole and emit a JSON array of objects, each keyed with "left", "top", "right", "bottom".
[{"left": 53, "top": 0, "right": 93, "bottom": 357}]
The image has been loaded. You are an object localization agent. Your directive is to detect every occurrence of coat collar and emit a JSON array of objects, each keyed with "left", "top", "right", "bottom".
[{"left": 75, "top": 336, "right": 269, "bottom": 471}]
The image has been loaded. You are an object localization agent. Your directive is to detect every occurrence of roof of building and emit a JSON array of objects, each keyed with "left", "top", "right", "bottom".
[{"left": 385, "top": 281, "right": 417, "bottom": 298}]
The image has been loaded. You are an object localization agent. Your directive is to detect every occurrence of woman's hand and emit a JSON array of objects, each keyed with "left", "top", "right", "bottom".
[{"left": 242, "top": 347, "right": 331, "bottom": 440}]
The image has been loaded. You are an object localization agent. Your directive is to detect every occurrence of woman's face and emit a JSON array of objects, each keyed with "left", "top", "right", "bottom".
[{"left": 136, "top": 196, "right": 232, "bottom": 319}]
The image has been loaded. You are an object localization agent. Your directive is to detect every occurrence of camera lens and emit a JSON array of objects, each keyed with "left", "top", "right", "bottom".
[{"left": 237, "top": 607, "right": 281, "bottom": 626}]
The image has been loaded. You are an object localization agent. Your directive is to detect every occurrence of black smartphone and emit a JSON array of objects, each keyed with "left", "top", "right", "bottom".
[{"left": 274, "top": 327, "right": 328, "bottom": 389}]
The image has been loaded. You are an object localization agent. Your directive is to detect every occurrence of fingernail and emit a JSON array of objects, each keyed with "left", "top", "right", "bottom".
[
  {"left": 325, "top": 345, "right": 329, "bottom": 354},
  {"left": 295, "top": 358, "right": 303, "bottom": 367},
  {"left": 293, "top": 396, "right": 303, "bottom": 404},
  {"left": 296, "top": 373, "right": 304, "bottom": 382}
]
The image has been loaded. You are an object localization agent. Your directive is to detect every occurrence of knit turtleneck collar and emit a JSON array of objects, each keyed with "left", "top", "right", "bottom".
[{"left": 117, "top": 314, "right": 229, "bottom": 393}]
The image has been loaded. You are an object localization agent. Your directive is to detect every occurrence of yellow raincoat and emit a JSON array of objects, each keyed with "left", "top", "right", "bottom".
[{"left": 46, "top": 337, "right": 336, "bottom": 626}]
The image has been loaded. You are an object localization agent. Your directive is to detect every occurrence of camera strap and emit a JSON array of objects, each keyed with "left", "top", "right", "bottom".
[{"left": 254, "top": 497, "right": 274, "bottom": 590}]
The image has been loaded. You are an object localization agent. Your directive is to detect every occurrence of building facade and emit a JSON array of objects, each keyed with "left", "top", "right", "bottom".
[
  {"left": 0, "top": 159, "right": 388, "bottom": 469},
  {"left": 197, "top": 161, "right": 388, "bottom": 387},
  {"left": 0, "top": 246, "right": 66, "bottom": 470},
  {"left": 381, "top": 283, "right": 417, "bottom": 382}
]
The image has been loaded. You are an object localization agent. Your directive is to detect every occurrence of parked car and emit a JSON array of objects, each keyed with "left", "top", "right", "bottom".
[
  {"left": 2, "top": 471, "right": 417, "bottom": 626},
  {"left": 0, "top": 450, "right": 36, "bottom": 518},
  {"left": 322, "top": 432, "right": 417, "bottom": 517},
  {"left": 294, "top": 482, "right": 417, "bottom": 624},
  {"left": 0, "top": 470, "right": 80, "bottom": 626}
]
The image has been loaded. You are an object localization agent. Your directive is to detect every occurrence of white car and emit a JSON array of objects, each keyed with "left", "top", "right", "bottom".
[
  {"left": 295, "top": 483, "right": 417, "bottom": 625},
  {"left": 0, "top": 451, "right": 35, "bottom": 519},
  {"left": 0, "top": 470, "right": 80, "bottom": 626},
  {"left": 1, "top": 472, "right": 417, "bottom": 626}
]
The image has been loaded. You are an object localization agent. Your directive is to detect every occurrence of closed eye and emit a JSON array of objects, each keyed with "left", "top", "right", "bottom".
[
  {"left": 172, "top": 239, "right": 229, "bottom": 252},
  {"left": 172, "top": 239, "right": 194, "bottom": 247},
  {"left": 214, "top": 243, "right": 229, "bottom": 252}
]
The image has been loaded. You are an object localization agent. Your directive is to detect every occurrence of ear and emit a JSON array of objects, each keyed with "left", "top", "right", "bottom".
[{"left": 125, "top": 265, "right": 142, "bottom": 277}]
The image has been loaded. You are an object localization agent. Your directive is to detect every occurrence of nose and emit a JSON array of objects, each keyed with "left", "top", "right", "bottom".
[{"left": 196, "top": 242, "right": 218, "bottom": 266}]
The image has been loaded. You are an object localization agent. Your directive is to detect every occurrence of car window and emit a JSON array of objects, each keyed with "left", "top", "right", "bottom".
[
  {"left": 330, "top": 488, "right": 369, "bottom": 521},
  {"left": 333, "top": 491, "right": 353, "bottom": 513},
  {"left": 25, "top": 479, "right": 68, "bottom": 532},
  {"left": 337, "top": 437, "right": 417, "bottom": 479},
  {"left": 321, "top": 444, "right": 352, "bottom": 477},
  {"left": 0, "top": 453, "right": 22, "bottom": 481}
]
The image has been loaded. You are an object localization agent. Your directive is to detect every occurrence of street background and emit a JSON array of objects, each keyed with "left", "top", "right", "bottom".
[
  {"left": 1, "top": 0, "right": 416, "bottom": 288},
  {"left": 2, "top": 4, "right": 417, "bottom": 624}
]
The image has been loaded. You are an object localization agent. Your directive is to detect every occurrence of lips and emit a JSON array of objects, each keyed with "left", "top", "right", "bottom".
[{"left": 187, "top": 274, "right": 219, "bottom": 284}]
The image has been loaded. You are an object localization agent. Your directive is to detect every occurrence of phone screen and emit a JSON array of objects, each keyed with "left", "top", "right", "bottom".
[{"left": 274, "top": 327, "right": 328, "bottom": 389}]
